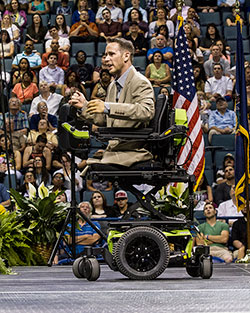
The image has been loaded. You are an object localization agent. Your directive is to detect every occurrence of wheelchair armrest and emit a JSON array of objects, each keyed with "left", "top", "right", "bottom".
[{"left": 96, "top": 127, "right": 154, "bottom": 140}]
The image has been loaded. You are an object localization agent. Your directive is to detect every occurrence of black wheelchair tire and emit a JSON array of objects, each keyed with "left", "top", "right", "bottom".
[
  {"left": 200, "top": 258, "right": 213, "bottom": 279},
  {"left": 72, "top": 257, "right": 85, "bottom": 278}
]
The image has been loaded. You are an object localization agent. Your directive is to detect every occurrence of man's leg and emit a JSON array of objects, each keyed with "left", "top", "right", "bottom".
[{"left": 210, "top": 246, "right": 233, "bottom": 263}]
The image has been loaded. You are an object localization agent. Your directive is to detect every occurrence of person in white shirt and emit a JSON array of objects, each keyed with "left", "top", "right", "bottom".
[{"left": 45, "top": 25, "right": 70, "bottom": 54}]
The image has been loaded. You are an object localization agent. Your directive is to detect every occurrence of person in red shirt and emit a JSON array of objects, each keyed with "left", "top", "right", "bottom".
[{"left": 41, "top": 39, "right": 69, "bottom": 71}]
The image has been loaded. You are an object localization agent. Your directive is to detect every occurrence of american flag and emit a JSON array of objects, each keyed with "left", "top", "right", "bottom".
[{"left": 172, "top": 24, "right": 205, "bottom": 187}]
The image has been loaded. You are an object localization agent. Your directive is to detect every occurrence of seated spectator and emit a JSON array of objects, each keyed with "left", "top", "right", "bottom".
[
  {"left": 33, "top": 155, "right": 51, "bottom": 186},
  {"left": 214, "top": 165, "right": 235, "bottom": 206},
  {"left": 184, "top": 7, "right": 200, "bottom": 37},
  {"left": 63, "top": 201, "right": 101, "bottom": 257},
  {"left": 148, "top": 0, "right": 166, "bottom": 23},
  {"left": 159, "top": 86, "right": 169, "bottom": 96},
  {"left": 96, "top": 0, "right": 123, "bottom": 24},
  {"left": 0, "top": 30, "right": 14, "bottom": 58},
  {"left": 39, "top": 53, "right": 65, "bottom": 90},
  {"left": 54, "top": 153, "right": 82, "bottom": 192},
  {"left": 209, "top": 40, "right": 231, "bottom": 65},
  {"left": 199, "top": 23, "right": 222, "bottom": 55},
  {"left": 122, "top": 8, "right": 148, "bottom": 36},
  {"left": 147, "top": 34, "right": 174, "bottom": 68},
  {"left": 11, "top": 70, "right": 39, "bottom": 105},
  {"left": 193, "top": 63, "right": 206, "bottom": 92},
  {"left": 197, "top": 91, "right": 211, "bottom": 133},
  {"left": 45, "top": 14, "right": 70, "bottom": 40},
  {"left": 124, "top": 0, "right": 148, "bottom": 23},
  {"left": 145, "top": 50, "right": 171, "bottom": 87},
  {"left": 205, "top": 64, "right": 233, "bottom": 102},
  {"left": 69, "top": 10, "right": 98, "bottom": 44},
  {"left": 62, "top": 70, "right": 86, "bottom": 98},
  {"left": 69, "top": 50, "right": 94, "bottom": 87},
  {"left": 0, "top": 181, "right": 11, "bottom": 209},
  {"left": 91, "top": 69, "right": 112, "bottom": 100},
  {"left": 26, "top": 13, "right": 47, "bottom": 44},
  {"left": 148, "top": 7, "right": 174, "bottom": 39},
  {"left": 124, "top": 21, "right": 147, "bottom": 56},
  {"left": 150, "top": 24, "right": 173, "bottom": 49},
  {"left": 23, "top": 133, "right": 52, "bottom": 170},
  {"left": 208, "top": 97, "right": 235, "bottom": 143},
  {"left": 29, "top": 81, "right": 63, "bottom": 117},
  {"left": 29, "top": 101, "right": 57, "bottom": 131},
  {"left": 98, "top": 0, "right": 125, "bottom": 10},
  {"left": 232, "top": 206, "right": 247, "bottom": 261},
  {"left": 204, "top": 44, "right": 230, "bottom": 78},
  {"left": 216, "top": 153, "right": 235, "bottom": 185},
  {"left": 56, "top": 0, "right": 72, "bottom": 16},
  {"left": 12, "top": 40, "right": 42, "bottom": 71},
  {"left": 27, "top": 118, "right": 58, "bottom": 149},
  {"left": 89, "top": 190, "right": 114, "bottom": 218},
  {"left": 194, "top": 175, "right": 213, "bottom": 211},
  {"left": 1, "top": 13, "right": 20, "bottom": 43},
  {"left": 17, "top": 169, "right": 37, "bottom": 197},
  {"left": 0, "top": 97, "right": 29, "bottom": 135},
  {"left": 27, "top": 0, "right": 49, "bottom": 15},
  {"left": 183, "top": 22, "right": 198, "bottom": 48},
  {"left": 50, "top": 172, "right": 70, "bottom": 202},
  {"left": 187, "top": 36, "right": 203, "bottom": 64},
  {"left": 0, "top": 133, "right": 22, "bottom": 171},
  {"left": 112, "top": 190, "right": 135, "bottom": 218},
  {"left": 12, "top": 58, "right": 37, "bottom": 86},
  {"left": 72, "top": 0, "right": 95, "bottom": 24},
  {"left": 217, "top": 186, "right": 242, "bottom": 225},
  {"left": 45, "top": 25, "right": 70, "bottom": 54},
  {"left": 0, "top": 118, "right": 26, "bottom": 153},
  {"left": 4, "top": 0, "right": 27, "bottom": 31},
  {"left": 56, "top": 191, "right": 70, "bottom": 205},
  {"left": 41, "top": 39, "right": 69, "bottom": 71},
  {"left": 98, "top": 7, "right": 122, "bottom": 42},
  {"left": 194, "top": 202, "right": 233, "bottom": 263}
]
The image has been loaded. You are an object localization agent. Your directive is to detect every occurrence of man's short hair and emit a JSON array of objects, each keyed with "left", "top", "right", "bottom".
[
  {"left": 215, "top": 96, "right": 226, "bottom": 104},
  {"left": 48, "top": 52, "right": 58, "bottom": 60},
  {"left": 49, "top": 25, "right": 57, "bottom": 31},
  {"left": 213, "top": 63, "right": 223, "bottom": 71},
  {"left": 106, "top": 38, "right": 135, "bottom": 61},
  {"left": 102, "top": 8, "right": 111, "bottom": 15}
]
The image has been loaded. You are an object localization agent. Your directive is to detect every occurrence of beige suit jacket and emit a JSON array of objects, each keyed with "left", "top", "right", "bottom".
[{"left": 81, "top": 66, "right": 155, "bottom": 167}]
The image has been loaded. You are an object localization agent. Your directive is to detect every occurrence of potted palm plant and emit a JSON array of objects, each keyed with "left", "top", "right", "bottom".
[{"left": 10, "top": 182, "right": 68, "bottom": 263}]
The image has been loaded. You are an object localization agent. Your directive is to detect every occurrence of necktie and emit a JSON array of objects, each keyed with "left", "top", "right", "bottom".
[{"left": 115, "top": 81, "right": 122, "bottom": 102}]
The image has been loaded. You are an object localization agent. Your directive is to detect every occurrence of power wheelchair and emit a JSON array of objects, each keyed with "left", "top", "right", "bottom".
[{"left": 60, "top": 94, "right": 213, "bottom": 281}]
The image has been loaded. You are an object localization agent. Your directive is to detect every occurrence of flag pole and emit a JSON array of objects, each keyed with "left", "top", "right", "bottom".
[{"left": 235, "top": 0, "right": 250, "bottom": 262}]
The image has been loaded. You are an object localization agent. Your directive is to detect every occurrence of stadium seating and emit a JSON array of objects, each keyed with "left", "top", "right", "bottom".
[
  {"left": 71, "top": 42, "right": 95, "bottom": 56},
  {"left": 198, "top": 12, "right": 221, "bottom": 26}
]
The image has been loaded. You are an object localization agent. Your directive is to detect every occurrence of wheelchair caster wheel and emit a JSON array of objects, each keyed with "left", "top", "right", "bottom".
[
  {"left": 84, "top": 258, "right": 100, "bottom": 281},
  {"left": 72, "top": 257, "right": 85, "bottom": 278},
  {"left": 200, "top": 257, "right": 213, "bottom": 279}
]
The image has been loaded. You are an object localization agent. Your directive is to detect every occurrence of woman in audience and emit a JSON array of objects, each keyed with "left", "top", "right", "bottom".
[
  {"left": 145, "top": 51, "right": 171, "bottom": 88},
  {"left": 0, "top": 30, "right": 14, "bottom": 58},
  {"left": 148, "top": 0, "right": 166, "bottom": 23},
  {"left": 122, "top": 8, "right": 149, "bottom": 36},
  {"left": 45, "top": 14, "right": 70, "bottom": 40},
  {"left": 12, "top": 58, "right": 37, "bottom": 85},
  {"left": 33, "top": 155, "right": 51, "bottom": 186},
  {"left": 184, "top": 22, "right": 198, "bottom": 48},
  {"left": 91, "top": 69, "right": 112, "bottom": 101},
  {"left": 28, "top": 0, "right": 49, "bottom": 15},
  {"left": 187, "top": 36, "right": 203, "bottom": 64},
  {"left": 4, "top": 0, "right": 27, "bottom": 31},
  {"left": 61, "top": 70, "right": 86, "bottom": 97},
  {"left": 1, "top": 13, "right": 20, "bottom": 43},
  {"left": 89, "top": 191, "right": 114, "bottom": 218},
  {"left": 26, "top": 13, "right": 47, "bottom": 43},
  {"left": 193, "top": 63, "right": 206, "bottom": 92},
  {"left": 72, "top": 0, "right": 95, "bottom": 24},
  {"left": 0, "top": 134, "right": 22, "bottom": 172},
  {"left": 17, "top": 170, "right": 37, "bottom": 197},
  {"left": 150, "top": 24, "right": 173, "bottom": 48},
  {"left": 199, "top": 23, "right": 222, "bottom": 55},
  {"left": 11, "top": 70, "right": 39, "bottom": 105},
  {"left": 210, "top": 39, "right": 231, "bottom": 64},
  {"left": 148, "top": 7, "right": 174, "bottom": 39},
  {"left": 194, "top": 175, "right": 213, "bottom": 211}
]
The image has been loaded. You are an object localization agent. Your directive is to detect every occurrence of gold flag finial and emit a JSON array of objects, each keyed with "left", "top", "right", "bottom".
[
  {"left": 176, "top": 0, "right": 184, "bottom": 15},
  {"left": 235, "top": 0, "right": 240, "bottom": 15}
]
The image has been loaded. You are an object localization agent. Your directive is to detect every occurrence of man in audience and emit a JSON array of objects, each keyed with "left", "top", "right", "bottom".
[
  {"left": 42, "top": 39, "right": 69, "bottom": 71},
  {"left": 147, "top": 34, "right": 174, "bottom": 67},
  {"left": 12, "top": 40, "right": 41, "bottom": 71},
  {"left": 194, "top": 202, "right": 233, "bottom": 263},
  {"left": 45, "top": 25, "right": 70, "bottom": 54},
  {"left": 214, "top": 165, "right": 235, "bottom": 206},
  {"left": 69, "top": 50, "right": 94, "bottom": 87},
  {"left": 29, "top": 81, "right": 63, "bottom": 117},
  {"left": 124, "top": 0, "right": 148, "bottom": 22},
  {"left": 203, "top": 44, "right": 230, "bottom": 78},
  {"left": 113, "top": 190, "right": 130, "bottom": 216},
  {"left": 0, "top": 97, "right": 28, "bottom": 135},
  {"left": 205, "top": 64, "right": 233, "bottom": 102},
  {"left": 29, "top": 101, "right": 58, "bottom": 131},
  {"left": 69, "top": 10, "right": 98, "bottom": 43},
  {"left": 216, "top": 153, "right": 235, "bottom": 185},
  {"left": 96, "top": 0, "right": 123, "bottom": 24},
  {"left": 39, "top": 53, "right": 65, "bottom": 90},
  {"left": 98, "top": 8, "right": 122, "bottom": 42},
  {"left": 125, "top": 21, "right": 147, "bottom": 56},
  {"left": 232, "top": 206, "right": 248, "bottom": 261},
  {"left": 208, "top": 97, "right": 236, "bottom": 142}
]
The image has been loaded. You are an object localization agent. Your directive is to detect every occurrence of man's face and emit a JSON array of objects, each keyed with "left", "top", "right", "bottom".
[
  {"left": 187, "top": 8, "right": 196, "bottom": 18},
  {"left": 105, "top": 42, "right": 128, "bottom": 76},
  {"left": 79, "top": 202, "right": 91, "bottom": 217},
  {"left": 48, "top": 55, "right": 57, "bottom": 66},
  {"left": 106, "top": 0, "right": 114, "bottom": 5},
  {"left": 213, "top": 65, "right": 223, "bottom": 78},
  {"left": 204, "top": 204, "right": 216, "bottom": 218},
  {"left": 129, "top": 24, "right": 139, "bottom": 34},
  {"left": 38, "top": 119, "right": 47, "bottom": 130},
  {"left": 156, "top": 35, "right": 166, "bottom": 48},
  {"left": 224, "top": 156, "right": 234, "bottom": 168},
  {"left": 80, "top": 11, "right": 88, "bottom": 22},
  {"left": 116, "top": 197, "right": 128, "bottom": 210},
  {"left": 39, "top": 82, "right": 50, "bottom": 92},
  {"left": 25, "top": 41, "right": 34, "bottom": 53},
  {"left": 9, "top": 98, "right": 20, "bottom": 111},
  {"left": 51, "top": 40, "right": 59, "bottom": 51},
  {"left": 224, "top": 166, "right": 235, "bottom": 180},
  {"left": 49, "top": 27, "right": 58, "bottom": 39},
  {"left": 212, "top": 45, "right": 220, "bottom": 57},
  {"left": 216, "top": 99, "right": 228, "bottom": 111},
  {"left": 38, "top": 102, "right": 48, "bottom": 115},
  {"left": 76, "top": 52, "right": 86, "bottom": 64},
  {"left": 245, "top": 68, "right": 250, "bottom": 83},
  {"left": 102, "top": 9, "right": 111, "bottom": 21}
]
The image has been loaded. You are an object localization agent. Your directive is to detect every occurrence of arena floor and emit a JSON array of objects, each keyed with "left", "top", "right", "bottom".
[{"left": 0, "top": 264, "right": 250, "bottom": 313}]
